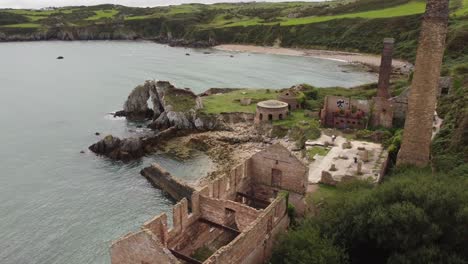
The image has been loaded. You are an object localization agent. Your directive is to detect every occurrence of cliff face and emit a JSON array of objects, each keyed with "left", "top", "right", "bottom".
[
  {"left": 119, "top": 80, "right": 228, "bottom": 131},
  {"left": 0, "top": 25, "right": 140, "bottom": 42},
  {"left": 90, "top": 80, "right": 233, "bottom": 161}
]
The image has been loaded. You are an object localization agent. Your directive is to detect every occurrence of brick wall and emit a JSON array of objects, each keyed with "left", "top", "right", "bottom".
[
  {"left": 247, "top": 144, "right": 307, "bottom": 195},
  {"left": 204, "top": 195, "right": 289, "bottom": 264},
  {"left": 110, "top": 230, "right": 180, "bottom": 264},
  {"left": 199, "top": 195, "right": 261, "bottom": 231}
]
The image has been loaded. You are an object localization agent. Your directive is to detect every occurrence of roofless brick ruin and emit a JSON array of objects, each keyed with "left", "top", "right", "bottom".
[
  {"left": 111, "top": 145, "right": 308, "bottom": 264},
  {"left": 320, "top": 38, "right": 396, "bottom": 129}
]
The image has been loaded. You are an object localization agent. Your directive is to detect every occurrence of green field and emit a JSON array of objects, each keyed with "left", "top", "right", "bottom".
[
  {"left": 279, "top": 1, "right": 426, "bottom": 26},
  {"left": 86, "top": 9, "right": 119, "bottom": 20},
  {"left": 0, "top": 0, "right": 430, "bottom": 29},
  {"left": 201, "top": 89, "right": 277, "bottom": 114},
  {"left": 273, "top": 110, "right": 314, "bottom": 128}
]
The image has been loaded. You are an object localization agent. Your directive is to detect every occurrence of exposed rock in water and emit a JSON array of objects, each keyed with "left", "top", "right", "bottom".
[
  {"left": 89, "top": 135, "right": 145, "bottom": 161},
  {"left": 89, "top": 81, "right": 254, "bottom": 161},
  {"left": 88, "top": 127, "right": 189, "bottom": 161},
  {"left": 117, "top": 80, "right": 229, "bottom": 131}
]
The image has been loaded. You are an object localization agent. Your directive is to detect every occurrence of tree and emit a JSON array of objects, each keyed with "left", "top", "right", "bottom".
[{"left": 272, "top": 170, "right": 468, "bottom": 264}]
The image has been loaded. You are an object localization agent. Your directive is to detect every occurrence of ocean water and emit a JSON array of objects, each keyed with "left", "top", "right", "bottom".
[{"left": 0, "top": 41, "right": 376, "bottom": 264}]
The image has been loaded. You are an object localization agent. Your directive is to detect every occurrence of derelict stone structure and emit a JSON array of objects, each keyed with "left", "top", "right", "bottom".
[
  {"left": 320, "top": 38, "right": 400, "bottom": 130},
  {"left": 397, "top": 0, "right": 450, "bottom": 167},
  {"left": 370, "top": 97, "right": 394, "bottom": 128},
  {"left": 320, "top": 96, "right": 369, "bottom": 129},
  {"left": 255, "top": 100, "right": 289, "bottom": 123},
  {"left": 377, "top": 38, "right": 394, "bottom": 99},
  {"left": 277, "top": 89, "right": 302, "bottom": 110},
  {"left": 111, "top": 144, "right": 308, "bottom": 264}
]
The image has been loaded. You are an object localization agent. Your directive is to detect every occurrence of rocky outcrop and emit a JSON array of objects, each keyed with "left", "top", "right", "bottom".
[
  {"left": 117, "top": 80, "right": 230, "bottom": 131},
  {"left": 153, "top": 35, "right": 216, "bottom": 48},
  {"left": 199, "top": 88, "right": 241, "bottom": 96},
  {"left": 89, "top": 127, "right": 189, "bottom": 161},
  {"left": 90, "top": 81, "right": 256, "bottom": 161},
  {"left": 88, "top": 135, "right": 145, "bottom": 161}
]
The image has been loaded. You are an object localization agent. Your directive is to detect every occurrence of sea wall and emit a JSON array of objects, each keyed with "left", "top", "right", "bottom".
[{"left": 140, "top": 164, "right": 195, "bottom": 202}]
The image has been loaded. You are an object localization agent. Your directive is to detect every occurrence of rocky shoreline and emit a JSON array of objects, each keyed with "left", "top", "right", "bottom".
[
  {"left": 0, "top": 28, "right": 215, "bottom": 48},
  {"left": 88, "top": 80, "right": 259, "bottom": 164},
  {"left": 88, "top": 79, "right": 306, "bottom": 188}
]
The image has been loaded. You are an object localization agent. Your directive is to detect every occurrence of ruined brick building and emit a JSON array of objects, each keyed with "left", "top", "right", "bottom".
[
  {"left": 320, "top": 38, "right": 396, "bottom": 129},
  {"left": 111, "top": 144, "right": 308, "bottom": 264},
  {"left": 277, "top": 89, "right": 302, "bottom": 111}
]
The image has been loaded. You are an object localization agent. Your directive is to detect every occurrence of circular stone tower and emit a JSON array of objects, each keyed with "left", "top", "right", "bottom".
[{"left": 255, "top": 100, "right": 289, "bottom": 123}]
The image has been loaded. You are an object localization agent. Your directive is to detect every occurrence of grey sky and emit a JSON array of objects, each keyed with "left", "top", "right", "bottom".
[{"left": 1, "top": 0, "right": 327, "bottom": 9}]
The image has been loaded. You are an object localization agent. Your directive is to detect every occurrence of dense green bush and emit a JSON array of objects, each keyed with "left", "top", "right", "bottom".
[
  {"left": 271, "top": 225, "right": 348, "bottom": 264},
  {"left": 272, "top": 170, "right": 468, "bottom": 264}
]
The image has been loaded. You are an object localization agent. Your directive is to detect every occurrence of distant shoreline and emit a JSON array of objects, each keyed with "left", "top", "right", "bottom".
[{"left": 214, "top": 44, "right": 413, "bottom": 73}]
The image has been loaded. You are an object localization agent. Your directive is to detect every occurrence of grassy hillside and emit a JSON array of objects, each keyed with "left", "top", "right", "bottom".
[{"left": 0, "top": 0, "right": 466, "bottom": 63}]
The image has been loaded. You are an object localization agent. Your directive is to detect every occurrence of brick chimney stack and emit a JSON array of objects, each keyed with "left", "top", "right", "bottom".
[
  {"left": 397, "top": 0, "right": 449, "bottom": 167},
  {"left": 377, "top": 38, "right": 394, "bottom": 98}
]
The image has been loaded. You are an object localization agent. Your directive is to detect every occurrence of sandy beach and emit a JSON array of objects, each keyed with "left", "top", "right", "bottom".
[{"left": 215, "top": 44, "right": 412, "bottom": 73}]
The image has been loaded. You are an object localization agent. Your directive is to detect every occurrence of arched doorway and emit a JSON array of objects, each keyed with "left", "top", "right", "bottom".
[
  {"left": 268, "top": 114, "right": 273, "bottom": 121},
  {"left": 279, "top": 114, "right": 283, "bottom": 120},
  {"left": 259, "top": 113, "right": 263, "bottom": 121}
]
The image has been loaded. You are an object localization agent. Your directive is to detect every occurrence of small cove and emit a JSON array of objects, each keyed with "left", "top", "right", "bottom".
[{"left": 0, "top": 41, "right": 376, "bottom": 264}]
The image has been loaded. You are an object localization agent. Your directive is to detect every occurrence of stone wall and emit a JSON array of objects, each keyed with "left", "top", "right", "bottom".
[
  {"left": 255, "top": 105, "right": 289, "bottom": 123},
  {"left": 111, "top": 144, "right": 306, "bottom": 264},
  {"left": 371, "top": 97, "right": 394, "bottom": 128},
  {"left": 320, "top": 96, "right": 369, "bottom": 129},
  {"left": 141, "top": 164, "right": 196, "bottom": 202},
  {"left": 247, "top": 144, "right": 307, "bottom": 195},
  {"left": 277, "top": 96, "right": 300, "bottom": 110},
  {"left": 110, "top": 230, "right": 180, "bottom": 264},
  {"left": 199, "top": 195, "right": 261, "bottom": 231},
  {"left": 246, "top": 144, "right": 307, "bottom": 215},
  {"left": 203, "top": 194, "right": 289, "bottom": 264}
]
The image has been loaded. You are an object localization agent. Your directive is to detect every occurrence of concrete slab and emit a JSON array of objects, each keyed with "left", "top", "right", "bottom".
[{"left": 308, "top": 135, "right": 387, "bottom": 184}]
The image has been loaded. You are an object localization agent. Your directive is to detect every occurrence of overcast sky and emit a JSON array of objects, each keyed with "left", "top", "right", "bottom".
[{"left": 1, "top": 0, "right": 327, "bottom": 9}]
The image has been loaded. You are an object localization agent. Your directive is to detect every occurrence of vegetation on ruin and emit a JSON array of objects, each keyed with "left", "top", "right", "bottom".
[
  {"left": 164, "top": 92, "right": 197, "bottom": 112},
  {"left": 191, "top": 246, "right": 214, "bottom": 262},
  {"left": 273, "top": 110, "right": 312, "bottom": 128},
  {"left": 307, "top": 146, "right": 330, "bottom": 160}
]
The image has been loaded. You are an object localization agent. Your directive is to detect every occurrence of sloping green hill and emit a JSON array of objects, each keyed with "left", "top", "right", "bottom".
[{"left": 0, "top": 0, "right": 466, "bottom": 64}]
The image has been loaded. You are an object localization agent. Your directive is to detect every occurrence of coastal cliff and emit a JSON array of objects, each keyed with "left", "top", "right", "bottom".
[{"left": 89, "top": 80, "right": 239, "bottom": 161}]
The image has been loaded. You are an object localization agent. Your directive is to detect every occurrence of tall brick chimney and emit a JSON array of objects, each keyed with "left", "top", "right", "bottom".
[
  {"left": 377, "top": 38, "right": 394, "bottom": 99},
  {"left": 397, "top": 0, "right": 449, "bottom": 167}
]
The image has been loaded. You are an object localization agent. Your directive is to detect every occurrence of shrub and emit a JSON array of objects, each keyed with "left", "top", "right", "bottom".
[
  {"left": 271, "top": 225, "right": 348, "bottom": 264},
  {"left": 453, "top": 63, "right": 468, "bottom": 75}
]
